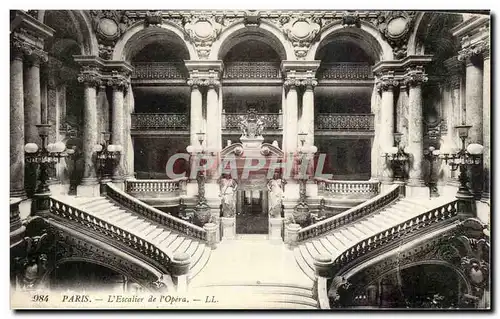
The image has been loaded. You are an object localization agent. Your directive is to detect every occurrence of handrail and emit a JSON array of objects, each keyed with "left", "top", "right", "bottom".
[
  {"left": 48, "top": 197, "right": 171, "bottom": 273},
  {"left": 106, "top": 183, "right": 207, "bottom": 241},
  {"left": 331, "top": 199, "right": 459, "bottom": 275},
  {"left": 316, "top": 178, "right": 380, "bottom": 197},
  {"left": 126, "top": 177, "right": 188, "bottom": 195},
  {"left": 298, "top": 184, "right": 401, "bottom": 241}
]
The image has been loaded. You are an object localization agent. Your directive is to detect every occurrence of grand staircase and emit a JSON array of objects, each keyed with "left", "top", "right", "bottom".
[
  {"left": 51, "top": 194, "right": 211, "bottom": 280},
  {"left": 294, "top": 196, "right": 456, "bottom": 280},
  {"left": 190, "top": 283, "right": 318, "bottom": 309}
]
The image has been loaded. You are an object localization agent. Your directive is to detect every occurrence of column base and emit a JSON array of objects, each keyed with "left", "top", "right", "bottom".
[
  {"left": 10, "top": 189, "right": 26, "bottom": 199},
  {"left": 77, "top": 183, "right": 100, "bottom": 197},
  {"left": 112, "top": 180, "right": 125, "bottom": 191},
  {"left": 406, "top": 180, "right": 430, "bottom": 199},
  {"left": 48, "top": 183, "right": 70, "bottom": 196},
  {"left": 221, "top": 217, "right": 236, "bottom": 240},
  {"left": 269, "top": 217, "right": 283, "bottom": 242}
]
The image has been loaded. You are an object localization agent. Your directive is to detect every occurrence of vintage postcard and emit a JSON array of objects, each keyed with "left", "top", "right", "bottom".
[{"left": 9, "top": 9, "right": 490, "bottom": 309}]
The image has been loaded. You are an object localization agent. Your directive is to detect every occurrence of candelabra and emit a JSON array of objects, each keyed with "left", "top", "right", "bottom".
[
  {"left": 440, "top": 125, "right": 483, "bottom": 201},
  {"left": 93, "top": 132, "right": 122, "bottom": 194},
  {"left": 24, "top": 124, "right": 68, "bottom": 210},
  {"left": 186, "top": 132, "right": 211, "bottom": 225},
  {"left": 383, "top": 132, "right": 410, "bottom": 181},
  {"left": 293, "top": 132, "right": 317, "bottom": 227},
  {"left": 423, "top": 146, "right": 441, "bottom": 197}
]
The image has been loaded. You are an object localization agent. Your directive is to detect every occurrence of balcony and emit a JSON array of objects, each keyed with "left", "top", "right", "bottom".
[
  {"left": 223, "top": 62, "right": 282, "bottom": 79},
  {"left": 315, "top": 113, "right": 374, "bottom": 132},
  {"left": 222, "top": 111, "right": 283, "bottom": 132},
  {"left": 131, "top": 62, "right": 187, "bottom": 84},
  {"left": 131, "top": 113, "right": 189, "bottom": 131},
  {"left": 317, "top": 62, "right": 373, "bottom": 81}
]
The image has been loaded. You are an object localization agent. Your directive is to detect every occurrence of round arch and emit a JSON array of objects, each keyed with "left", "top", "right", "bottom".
[
  {"left": 39, "top": 257, "right": 162, "bottom": 291},
  {"left": 309, "top": 21, "right": 393, "bottom": 62},
  {"left": 113, "top": 23, "right": 196, "bottom": 62},
  {"left": 211, "top": 20, "right": 294, "bottom": 61},
  {"left": 39, "top": 10, "right": 98, "bottom": 56}
]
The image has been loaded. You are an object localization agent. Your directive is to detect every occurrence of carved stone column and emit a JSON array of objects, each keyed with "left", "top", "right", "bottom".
[
  {"left": 109, "top": 75, "right": 129, "bottom": 188},
  {"left": 10, "top": 40, "right": 26, "bottom": 198},
  {"left": 24, "top": 54, "right": 43, "bottom": 145},
  {"left": 188, "top": 81, "right": 203, "bottom": 147},
  {"left": 284, "top": 80, "right": 298, "bottom": 154},
  {"left": 301, "top": 80, "right": 317, "bottom": 147},
  {"left": 404, "top": 66, "right": 429, "bottom": 197},
  {"left": 481, "top": 46, "right": 490, "bottom": 199},
  {"left": 126, "top": 82, "right": 135, "bottom": 179},
  {"left": 376, "top": 74, "right": 397, "bottom": 184},
  {"left": 459, "top": 51, "right": 483, "bottom": 145},
  {"left": 206, "top": 80, "right": 220, "bottom": 151},
  {"left": 76, "top": 68, "right": 101, "bottom": 197},
  {"left": 370, "top": 84, "right": 380, "bottom": 181}
]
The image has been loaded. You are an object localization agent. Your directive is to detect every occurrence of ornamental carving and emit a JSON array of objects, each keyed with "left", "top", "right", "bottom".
[
  {"left": 10, "top": 36, "right": 48, "bottom": 63},
  {"left": 145, "top": 10, "right": 163, "bottom": 27},
  {"left": 105, "top": 70, "right": 131, "bottom": 91},
  {"left": 183, "top": 16, "right": 224, "bottom": 59},
  {"left": 281, "top": 16, "right": 321, "bottom": 59},
  {"left": 89, "top": 10, "right": 136, "bottom": 59},
  {"left": 284, "top": 78, "right": 318, "bottom": 88},
  {"left": 403, "top": 65, "right": 428, "bottom": 87},
  {"left": 342, "top": 11, "right": 361, "bottom": 28},
  {"left": 187, "top": 78, "right": 221, "bottom": 89},
  {"left": 375, "top": 71, "right": 400, "bottom": 92},
  {"left": 77, "top": 66, "right": 102, "bottom": 87},
  {"left": 373, "top": 11, "right": 416, "bottom": 59},
  {"left": 458, "top": 40, "right": 490, "bottom": 63}
]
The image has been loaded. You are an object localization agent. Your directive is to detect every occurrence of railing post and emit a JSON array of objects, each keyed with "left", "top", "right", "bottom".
[
  {"left": 203, "top": 222, "right": 218, "bottom": 249},
  {"left": 314, "top": 254, "right": 334, "bottom": 309},
  {"left": 170, "top": 252, "right": 191, "bottom": 293},
  {"left": 284, "top": 223, "right": 301, "bottom": 248}
]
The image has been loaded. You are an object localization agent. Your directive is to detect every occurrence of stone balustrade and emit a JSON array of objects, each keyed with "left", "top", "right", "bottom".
[
  {"left": 223, "top": 62, "right": 282, "bottom": 79},
  {"left": 131, "top": 113, "right": 189, "bottom": 130},
  {"left": 297, "top": 184, "right": 402, "bottom": 241},
  {"left": 316, "top": 178, "right": 380, "bottom": 198},
  {"left": 132, "top": 62, "right": 187, "bottom": 79},
  {"left": 315, "top": 113, "right": 374, "bottom": 131},
  {"left": 331, "top": 200, "right": 459, "bottom": 275},
  {"left": 106, "top": 183, "right": 206, "bottom": 241},
  {"left": 125, "top": 178, "right": 188, "bottom": 197},
  {"left": 49, "top": 196, "right": 171, "bottom": 273},
  {"left": 317, "top": 62, "right": 373, "bottom": 80},
  {"left": 222, "top": 111, "right": 283, "bottom": 130}
]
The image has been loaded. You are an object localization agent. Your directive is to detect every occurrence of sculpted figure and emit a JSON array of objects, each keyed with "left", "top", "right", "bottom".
[
  {"left": 220, "top": 174, "right": 238, "bottom": 217},
  {"left": 267, "top": 172, "right": 285, "bottom": 218}
]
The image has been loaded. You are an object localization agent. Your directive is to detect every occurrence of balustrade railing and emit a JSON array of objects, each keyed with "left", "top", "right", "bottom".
[
  {"left": 316, "top": 178, "right": 380, "bottom": 198},
  {"left": 106, "top": 183, "right": 206, "bottom": 241},
  {"left": 223, "top": 62, "right": 282, "bottom": 79},
  {"left": 132, "top": 62, "right": 187, "bottom": 79},
  {"left": 222, "top": 111, "right": 282, "bottom": 130},
  {"left": 131, "top": 113, "right": 189, "bottom": 130},
  {"left": 331, "top": 200, "right": 458, "bottom": 275},
  {"left": 126, "top": 178, "right": 188, "bottom": 197},
  {"left": 316, "top": 113, "right": 374, "bottom": 131},
  {"left": 298, "top": 184, "right": 402, "bottom": 241},
  {"left": 317, "top": 62, "right": 372, "bottom": 80},
  {"left": 49, "top": 197, "right": 171, "bottom": 273}
]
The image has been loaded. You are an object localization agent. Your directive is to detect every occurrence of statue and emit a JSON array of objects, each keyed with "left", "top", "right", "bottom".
[
  {"left": 219, "top": 174, "right": 238, "bottom": 217},
  {"left": 267, "top": 172, "right": 285, "bottom": 218}
]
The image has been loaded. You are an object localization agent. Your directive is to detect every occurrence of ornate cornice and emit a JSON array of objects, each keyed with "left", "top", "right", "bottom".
[{"left": 403, "top": 65, "right": 428, "bottom": 87}]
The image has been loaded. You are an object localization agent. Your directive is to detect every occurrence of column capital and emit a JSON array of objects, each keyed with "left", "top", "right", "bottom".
[
  {"left": 284, "top": 78, "right": 318, "bottom": 89},
  {"left": 10, "top": 36, "right": 48, "bottom": 64},
  {"left": 105, "top": 71, "right": 130, "bottom": 91},
  {"left": 457, "top": 40, "right": 489, "bottom": 65},
  {"left": 403, "top": 65, "right": 428, "bottom": 87},
  {"left": 375, "top": 71, "right": 400, "bottom": 92},
  {"left": 187, "top": 78, "right": 220, "bottom": 89},
  {"left": 77, "top": 67, "right": 102, "bottom": 88}
]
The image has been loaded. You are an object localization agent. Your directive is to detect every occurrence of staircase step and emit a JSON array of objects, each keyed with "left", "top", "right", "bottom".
[
  {"left": 126, "top": 217, "right": 146, "bottom": 229},
  {"left": 146, "top": 228, "right": 164, "bottom": 241},
  {"left": 311, "top": 239, "right": 331, "bottom": 258},
  {"left": 341, "top": 228, "right": 361, "bottom": 241},
  {"left": 167, "top": 236, "right": 185, "bottom": 252},
  {"left": 319, "top": 237, "right": 340, "bottom": 256},
  {"left": 116, "top": 215, "right": 138, "bottom": 226},
  {"left": 78, "top": 198, "right": 108, "bottom": 208},
  {"left": 135, "top": 222, "right": 152, "bottom": 233},
  {"left": 298, "top": 244, "right": 315, "bottom": 273},
  {"left": 152, "top": 231, "right": 171, "bottom": 245},
  {"left": 293, "top": 247, "right": 315, "bottom": 280},
  {"left": 189, "top": 242, "right": 207, "bottom": 268},
  {"left": 161, "top": 233, "right": 179, "bottom": 249},
  {"left": 189, "top": 245, "right": 211, "bottom": 279},
  {"left": 185, "top": 241, "right": 199, "bottom": 257},
  {"left": 177, "top": 239, "right": 192, "bottom": 254}
]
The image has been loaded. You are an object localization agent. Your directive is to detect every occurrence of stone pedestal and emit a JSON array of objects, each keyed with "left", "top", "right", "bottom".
[
  {"left": 269, "top": 217, "right": 283, "bottom": 242},
  {"left": 313, "top": 254, "right": 334, "bottom": 278},
  {"left": 406, "top": 185, "right": 430, "bottom": 199},
  {"left": 221, "top": 217, "right": 236, "bottom": 240},
  {"left": 284, "top": 223, "right": 301, "bottom": 248},
  {"left": 203, "top": 222, "right": 218, "bottom": 249},
  {"left": 170, "top": 252, "right": 190, "bottom": 293},
  {"left": 77, "top": 183, "right": 100, "bottom": 197},
  {"left": 112, "top": 181, "right": 125, "bottom": 191}
]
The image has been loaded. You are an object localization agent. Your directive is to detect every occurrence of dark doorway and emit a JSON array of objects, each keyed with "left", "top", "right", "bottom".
[{"left": 235, "top": 190, "right": 269, "bottom": 234}]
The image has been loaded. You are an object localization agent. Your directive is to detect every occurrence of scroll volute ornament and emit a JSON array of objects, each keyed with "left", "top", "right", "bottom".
[
  {"left": 375, "top": 11, "right": 416, "bottom": 59},
  {"left": 183, "top": 16, "right": 223, "bottom": 59},
  {"left": 281, "top": 16, "right": 321, "bottom": 59}
]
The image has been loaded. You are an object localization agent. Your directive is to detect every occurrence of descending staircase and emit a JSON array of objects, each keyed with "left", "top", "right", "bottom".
[
  {"left": 53, "top": 194, "right": 211, "bottom": 280},
  {"left": 190, "top": 283, "right": 318, "bottom": 309},
  {"left": 294, "top": 197, "right": 455, "bottom": 280}
]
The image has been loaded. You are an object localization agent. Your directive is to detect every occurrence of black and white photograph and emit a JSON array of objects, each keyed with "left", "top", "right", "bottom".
[{"left": 8, "top": 8, "right": 491, "bottom": 310}]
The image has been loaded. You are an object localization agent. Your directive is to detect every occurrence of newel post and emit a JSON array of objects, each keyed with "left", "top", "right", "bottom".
[
  {"left": 169, "top": 252, "right": 190, "bottom": 293},
  {"left": 284, "top": 223, "right": 301, "bottom": 248},
  {"left": 203, "top": 222, "right": 218, "bottom": 249}
]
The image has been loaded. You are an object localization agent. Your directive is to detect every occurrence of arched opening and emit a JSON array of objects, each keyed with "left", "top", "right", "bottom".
[
  {"left": 39, "top": 11, "right": 87, "bottom": 195},
  {"left": 377, "top": 264, "right": 466, "bottom": 309},
  {"left": 48, "top": 261, "right": 141, "bottom": 293},
  {"left": 128, "top": 32, "right": 191, "bottom": 179},
  {"left": 313, "top": 34, "right": 378, "bottom": 181},
  {"left": 219, "top": 32, "right": 284, "bottom": 234}
]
